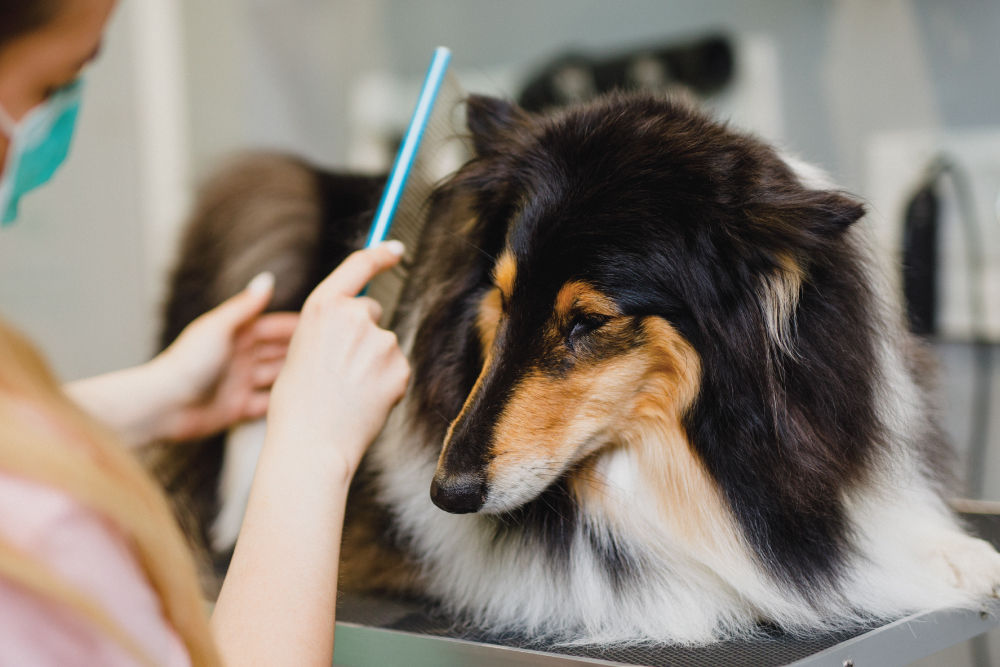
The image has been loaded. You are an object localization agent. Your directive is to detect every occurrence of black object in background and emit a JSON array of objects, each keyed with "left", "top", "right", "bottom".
[
  {"left": 517, "top": 34, "right": 735, "bottom": 113},
  {"left": 901, "top": 180, "right": 940, "bottom": 336},
  {"left": 902, "top": 157, "right": 994, "bottom": 503}
]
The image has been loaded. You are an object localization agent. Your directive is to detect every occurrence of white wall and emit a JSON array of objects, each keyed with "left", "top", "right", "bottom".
[{"left": 179, "top": 0, "right": 390, "bottom": 176}]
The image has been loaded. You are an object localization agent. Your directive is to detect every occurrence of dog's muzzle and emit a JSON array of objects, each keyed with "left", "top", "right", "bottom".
[{"left": 430, "top": 472, "right": 486, "bottom": 513}]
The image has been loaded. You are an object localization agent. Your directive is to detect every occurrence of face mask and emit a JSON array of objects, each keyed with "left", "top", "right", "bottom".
[{"left": 0, "top": 79, "right": 84, "bottom": 225}]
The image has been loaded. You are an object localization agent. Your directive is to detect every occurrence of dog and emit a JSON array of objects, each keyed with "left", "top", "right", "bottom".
[{"left": 155, "top": 92, "right": 1000, "bottom": 644}]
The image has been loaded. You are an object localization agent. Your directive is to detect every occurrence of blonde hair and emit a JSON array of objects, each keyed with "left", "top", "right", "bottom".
[{"left": 0, "top": 320, "right": 221, "bottom": 666}]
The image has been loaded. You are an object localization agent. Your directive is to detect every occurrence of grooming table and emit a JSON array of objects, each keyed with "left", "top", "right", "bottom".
[{"left": 332, "top": 510, "right": 1000, "bottom": 667}]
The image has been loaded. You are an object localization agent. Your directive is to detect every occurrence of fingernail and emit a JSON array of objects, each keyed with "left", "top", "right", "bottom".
[
  {"left": 381, "top": 240, "right": 405, "bottom": 257},
  {"left": 246, "top": 271, "right": 275, "bottom": 295}
]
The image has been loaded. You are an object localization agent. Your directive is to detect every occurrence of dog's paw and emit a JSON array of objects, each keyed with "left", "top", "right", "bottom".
[{"left": 926, "top": 534, "right": 1000, "bottom": 598}]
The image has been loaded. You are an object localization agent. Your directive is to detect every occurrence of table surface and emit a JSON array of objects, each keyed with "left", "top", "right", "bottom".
[{"left": 331, "top": 510, "right": 1000, "bottom": 667}]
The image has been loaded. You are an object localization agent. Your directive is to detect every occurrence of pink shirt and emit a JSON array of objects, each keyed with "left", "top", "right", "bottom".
[{"left": 0, "top": 472, "right": 191, "bottom": 666}]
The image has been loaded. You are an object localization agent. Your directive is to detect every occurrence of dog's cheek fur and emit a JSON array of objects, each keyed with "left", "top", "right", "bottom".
[
  {"left": 473, "top": 280, "right": 627, "bottom": 507},
  {"left": 484, "top": 360, "right": 623, "bottom": 509},
  {"left": 570, "top": 318, "right": 744, "bottom": 556},
  {"left": 482, "top": 311, "right": 743, "bottom": 561}
]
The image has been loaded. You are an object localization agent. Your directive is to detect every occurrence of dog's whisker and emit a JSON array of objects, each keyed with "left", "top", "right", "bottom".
[
  {"left": 453, "top": 233, "right": 497, "bottom": 262},
  {"left": 429, "top": 406, "right": 454, "bottom": 427}
]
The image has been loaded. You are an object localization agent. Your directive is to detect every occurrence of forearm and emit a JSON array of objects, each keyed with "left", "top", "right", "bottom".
[
  {"left": 64, "top": 358, "right": 181, "bottom": 448},
  {"left": 211, "top": 433, "right": 354, "bottom": 667}
]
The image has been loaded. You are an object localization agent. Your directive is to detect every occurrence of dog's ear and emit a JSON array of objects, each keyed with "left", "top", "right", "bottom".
[
  {"left": 466, "top": 95, "right": 530, "bottom": 156},
  {"left": 787, "top": 189, "right": 865, "bottom": 239},
  {"left": 744, "top": 187, "right": 865, "bottom": 252}
]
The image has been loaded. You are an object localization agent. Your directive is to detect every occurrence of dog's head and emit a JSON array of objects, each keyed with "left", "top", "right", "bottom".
[{"left": 420, "top": 93, "right": 869, "bottom": 528}]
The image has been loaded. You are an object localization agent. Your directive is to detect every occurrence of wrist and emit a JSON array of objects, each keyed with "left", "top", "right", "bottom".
[
  {"left": 261, "top": 424, "right": 365, "bottom": 490},
  {"left": 132, "top": 354, "right": 192, "bottom": 443},
  {"left": 64, "top": 359, "right": 182, "bottom": 447},
  {"left": 144, "top": 348, "right": 195, "bottom": 408}
]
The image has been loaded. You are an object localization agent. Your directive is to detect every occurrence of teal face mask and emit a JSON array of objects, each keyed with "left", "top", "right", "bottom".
[{"left": 0, "top": 79, "right": 84, "bottom": 225}]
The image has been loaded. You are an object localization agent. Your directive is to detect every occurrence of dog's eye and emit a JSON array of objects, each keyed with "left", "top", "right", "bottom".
[{"left": 568, "top": 313, "right": 609, "bottom": 343}]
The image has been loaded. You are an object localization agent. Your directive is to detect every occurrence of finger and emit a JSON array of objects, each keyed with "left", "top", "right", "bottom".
[
  {"left": 251, "top": 359, "right": 285, "bottom": 389},
  {"left": 247, "top": 312, "right": 300, "bottom": 342},
  {"left": 356, "top": 296, "right": 383, "bottom": 323},
  {"left": 315, "top": 241, "right": 404, "bottom": 298},
  {"left": 242, "top": 390, "right": 271, "bottom": 420},
  {"left": 233, "top": 313, "right": 297, "bottom": 357},
  {"left": 207, "top": 271, "right": 276, "bottom": 333},
  {"left": 253, "top": 342, "right": 289, "bottom": 363},
  {"left": 389, "top": 355, "right": 412, "bottom": 402}
]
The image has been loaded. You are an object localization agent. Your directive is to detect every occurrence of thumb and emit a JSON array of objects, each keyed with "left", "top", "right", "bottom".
[{"left": 208, "top": 271, "right": 276, "bottom": 332}]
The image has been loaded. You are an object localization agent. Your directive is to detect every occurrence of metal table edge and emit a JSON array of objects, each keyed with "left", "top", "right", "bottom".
[
  {"left": 333, "top": 621, "right": 635, "bottom": 667},
  {"left": 787, "top": 600, "right": 1000, "bottom": 667}
]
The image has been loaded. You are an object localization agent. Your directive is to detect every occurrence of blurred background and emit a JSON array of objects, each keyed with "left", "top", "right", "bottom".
[{"left": 0, "top": 2, "right": 998, "bottom": 660}]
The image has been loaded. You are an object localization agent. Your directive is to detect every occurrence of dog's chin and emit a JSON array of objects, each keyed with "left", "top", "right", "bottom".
[
  {"left": 472, "top": 464, "right": 564, "bottom": 515},
  {"left": 476, "top": 439, "right": 613, "bottom": 515},
  {"left": 477, "top": 487, "right": 549, "bottom": 515}
]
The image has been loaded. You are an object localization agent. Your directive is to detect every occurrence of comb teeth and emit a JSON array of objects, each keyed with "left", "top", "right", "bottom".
[{"left": 365, "top": 53, "right": 471, "bottom": 326}]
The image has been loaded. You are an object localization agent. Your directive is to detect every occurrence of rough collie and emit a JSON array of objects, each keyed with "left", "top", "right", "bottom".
[{"left": 156, "top": 92, "right": 1000, "bottom": 644}]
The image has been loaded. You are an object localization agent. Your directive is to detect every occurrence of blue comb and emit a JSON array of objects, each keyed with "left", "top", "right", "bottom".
[{"left": 364, "top": 46, "right": 453, "bottom": 249}]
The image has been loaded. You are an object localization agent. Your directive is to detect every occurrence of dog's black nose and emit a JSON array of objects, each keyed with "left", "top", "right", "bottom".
[{"left": 430, "top": 472, "right": 486, "bottom": 514}]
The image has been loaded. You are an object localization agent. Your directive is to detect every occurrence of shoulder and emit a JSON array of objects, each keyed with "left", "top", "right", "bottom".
[{"left": 0, "top": 472, "right": 190, "bottom": 666}]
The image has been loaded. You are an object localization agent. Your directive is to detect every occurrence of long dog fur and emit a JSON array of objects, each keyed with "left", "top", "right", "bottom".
[{"left": 156, "top": 93, "right": 1000, "bottom": 644}]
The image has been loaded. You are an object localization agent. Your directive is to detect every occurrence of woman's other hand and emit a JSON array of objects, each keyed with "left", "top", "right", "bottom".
[
  {"left": 152, "top": 273, "right": 298, "bottom": 442},
  {"left": 66, "top": 273, "right": 299, "bottom": 447}
]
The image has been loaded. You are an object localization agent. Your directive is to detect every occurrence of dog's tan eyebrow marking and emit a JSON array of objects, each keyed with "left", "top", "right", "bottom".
[
  {"left": 476, "top": 287, "right": 503, "bottom": 351},
  {"left": 554, "top": 281, "right": 621, "bottom": 318},
  {"left": 493, "top": 251, "right": 517, "bottom": 303}
]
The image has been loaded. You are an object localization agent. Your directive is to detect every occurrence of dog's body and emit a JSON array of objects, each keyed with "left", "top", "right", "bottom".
[{"left": 157, "top": 93, "right": 1000, "bottom": 644}]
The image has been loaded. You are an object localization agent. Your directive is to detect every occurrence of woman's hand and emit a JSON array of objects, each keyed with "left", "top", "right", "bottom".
[
  {"left": 66, "top": 273, "right": 299, "bottom": 447},
  {"left": 151, "top": 273, "right": 299, "bottom": 442},
  {"left": 212, "top": 241, "right": 410, "bottom": 667},
  {"left": 264, "top": 241, "right": 411, "bottom": 480}
]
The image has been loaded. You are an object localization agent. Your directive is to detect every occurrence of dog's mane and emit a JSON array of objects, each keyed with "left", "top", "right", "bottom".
[{"left": 401, "top": 92, "right": 920, "bottom": 600}]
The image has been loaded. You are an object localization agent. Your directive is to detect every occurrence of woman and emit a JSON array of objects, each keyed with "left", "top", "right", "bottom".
[{"left": 0, "top": 1, "right": 410, "bottom": 665}]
